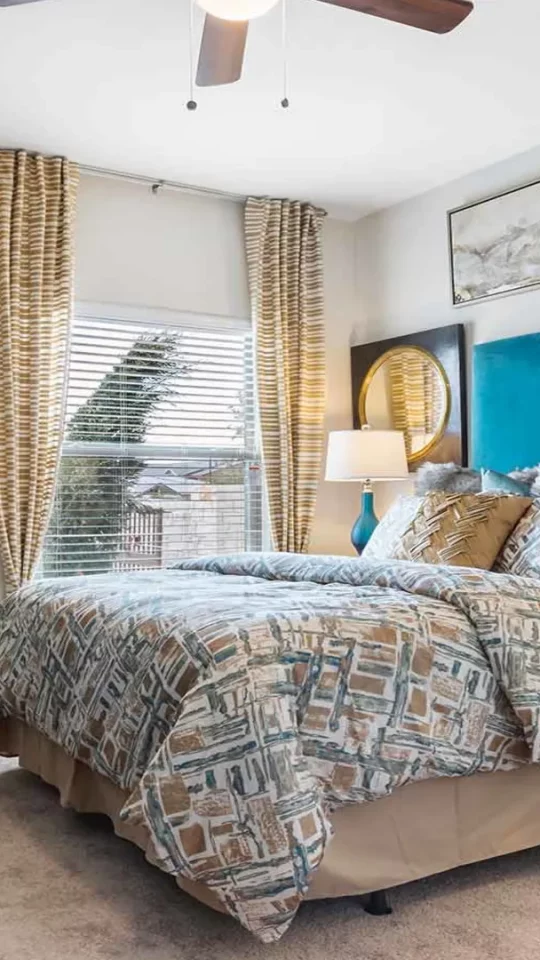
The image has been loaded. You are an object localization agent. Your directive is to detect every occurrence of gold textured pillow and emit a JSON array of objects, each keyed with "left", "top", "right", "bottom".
[{"left": 391, "top": 491, "right": 532, "bottom": 569}]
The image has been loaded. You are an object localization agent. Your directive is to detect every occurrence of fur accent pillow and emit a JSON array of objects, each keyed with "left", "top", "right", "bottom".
[
  {"left": 494, "top": 501, "right": 540, "bottom": 578},
  {"left": 390, "top": 492, "right": 531, "bottom": 569},
  {"left": 414, "top": 462, "right": 481, "bottom": 496},
  {"left": 415, "top": 462, "right": 540, "bottom": 498},
  {"left": 509, "top": 465, "right": 540, "bottom": 498}
]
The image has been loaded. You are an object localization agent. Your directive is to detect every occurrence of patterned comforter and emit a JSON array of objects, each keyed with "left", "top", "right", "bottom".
[{"left": 1, "top": 552, "right": 540, "bottom": 941}]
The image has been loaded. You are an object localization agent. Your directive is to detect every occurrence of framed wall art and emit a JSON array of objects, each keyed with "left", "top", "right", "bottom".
[{"left": 448, "top": 178, "right": 540, "bottom": 306}]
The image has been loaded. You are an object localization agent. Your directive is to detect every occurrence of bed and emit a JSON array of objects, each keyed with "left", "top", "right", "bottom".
[{"left": 2, "top": 551, "right": 540, "bottom": 942}]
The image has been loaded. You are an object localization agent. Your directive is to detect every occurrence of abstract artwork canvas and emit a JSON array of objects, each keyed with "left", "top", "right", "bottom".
[{"left": 449, "top": 179, "right": 540, "bottom": 305}]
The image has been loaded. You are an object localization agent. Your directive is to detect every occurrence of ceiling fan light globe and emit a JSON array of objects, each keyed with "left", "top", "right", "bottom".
[{"left": 196, "top": 0, "right": 279, "bottom": 21}]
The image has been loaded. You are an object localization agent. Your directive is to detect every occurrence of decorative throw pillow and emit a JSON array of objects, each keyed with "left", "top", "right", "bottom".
[
  {"left": 415, "top": 462, "right": 540, "bottom": 498},
  {"left": 494, "top": 501, "right": 540, "bottom": 578},
  {"left": 508, "top": 464, "right": 540, "bottom": 495},
  {"left": 390, "top": 491, "right": 531, "bottom": 569},
  {"left": 414, "top": 462, "right": 481, "bottom": 496},
  {"left": 362, "top": 496, "right": 422, "bottom": 560},
  {"left": 481, "top": 469, "right": 530, "bottom": 496}
]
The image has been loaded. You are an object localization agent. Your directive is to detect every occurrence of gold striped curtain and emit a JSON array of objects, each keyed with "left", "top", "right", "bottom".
[
  {"left": 245, "top": 197, "right": 326, "bottom": 553},
  {"left": 0, "top": 151, "right": 78, "bottom": 595}
]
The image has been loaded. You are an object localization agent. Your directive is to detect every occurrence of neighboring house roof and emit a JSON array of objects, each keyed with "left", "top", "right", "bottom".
[
  {"left": 136, "top": 481, "right": 193, "bottom": 499},
  {"left": 131, "top": 461, "right": 249, "bottom": 496}
]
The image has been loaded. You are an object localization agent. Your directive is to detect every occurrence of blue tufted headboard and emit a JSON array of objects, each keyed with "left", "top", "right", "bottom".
[{"left": 473, "top": 332, "right": 540, "bottom": 472}]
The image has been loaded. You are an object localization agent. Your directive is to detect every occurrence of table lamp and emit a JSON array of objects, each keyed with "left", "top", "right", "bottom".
[{"left": 325, "top": 426, "right": 409, "bottom": 554}]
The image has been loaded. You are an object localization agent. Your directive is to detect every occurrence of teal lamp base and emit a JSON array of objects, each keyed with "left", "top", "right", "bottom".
[{"left": 351, "top": 489, "right": 378, "bottom": 555}]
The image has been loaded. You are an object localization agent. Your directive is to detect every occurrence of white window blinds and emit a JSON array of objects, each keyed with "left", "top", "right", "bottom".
[{"left": 42, "top": 311, "right": 262, "bottom": 577}]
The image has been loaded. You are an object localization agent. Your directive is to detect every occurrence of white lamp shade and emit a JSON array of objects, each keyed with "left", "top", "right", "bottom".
[
  {"left": 325, "top": 429, "right": 408, "bottom": 482},
  {"left": 196, "top": 0, "right": 279, "bottom": 20}
]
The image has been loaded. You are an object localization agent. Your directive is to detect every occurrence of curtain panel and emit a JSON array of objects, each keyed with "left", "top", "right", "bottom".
[
  {"left": 245, "top": 197, "right": 326, "bottom": 553},
  {"left": 0, "top": 150, "right": 78, "bottom": 595}
]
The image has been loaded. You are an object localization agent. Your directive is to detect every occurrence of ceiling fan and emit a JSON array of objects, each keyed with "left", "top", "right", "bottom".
[
  {"left": 195, "top": 0, "right": 474, "bottom": 87},
  {"left": 0, "top": 0, "right": 475, "bottom": 88}
]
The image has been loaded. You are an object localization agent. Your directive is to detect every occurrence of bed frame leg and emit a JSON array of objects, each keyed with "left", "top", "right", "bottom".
[{"left": 363, "top": 889, "right": 392, "bottom": 916}]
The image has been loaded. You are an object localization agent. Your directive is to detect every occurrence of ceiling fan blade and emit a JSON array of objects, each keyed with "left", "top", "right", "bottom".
[
  {"left": 196, "top": 15, "right": 249, "bottom": 87},
  {"left": 315, "top": 0, "right": 473, "bottom": 34},
  {"left": 0, "top": 0, "right": 47, "bottom": 5}
]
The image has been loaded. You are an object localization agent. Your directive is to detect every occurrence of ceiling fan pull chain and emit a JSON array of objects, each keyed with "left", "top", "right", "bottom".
[
  {"left": 280, "top": 0, "right": 289, "bottom": 108},
  {"left": 186, "top": 0, "right": 198, "bottom": 111}
]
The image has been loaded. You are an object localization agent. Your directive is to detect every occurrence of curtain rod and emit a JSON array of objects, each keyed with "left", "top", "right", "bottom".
[
  {"left": 79, "top": 163, "right": 246, "bottom": 205},
  {"left": 2, "top": 150, "right": 323, "bottom": 212}
]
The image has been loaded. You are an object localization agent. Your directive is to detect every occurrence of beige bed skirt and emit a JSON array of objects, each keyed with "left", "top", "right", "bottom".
[{"left": 3, "top": 716, "right": 540, "bottom": 912}]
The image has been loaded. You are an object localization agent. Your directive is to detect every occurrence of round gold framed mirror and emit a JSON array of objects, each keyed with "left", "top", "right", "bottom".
[{"left": 358, "top": 345, "right": 451, "bottom": 465}]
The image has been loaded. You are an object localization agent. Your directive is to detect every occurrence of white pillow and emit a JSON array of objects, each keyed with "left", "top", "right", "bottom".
[{"left": 362, "top": 496, "right": 422, "bottom": 560}]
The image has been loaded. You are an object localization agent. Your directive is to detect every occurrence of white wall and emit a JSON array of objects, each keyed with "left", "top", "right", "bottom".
[
  {"left": 353, "top": 144, "right": 540, "bottom": 513},
  {"left": 354, "top": 143, "right": 540, "bottom": 348},
  {"left": 311, "top": 217, "right": 359, "bottom": 556},
  {"left": 75, "top": 174, "right": 358, "bottom": 556}
]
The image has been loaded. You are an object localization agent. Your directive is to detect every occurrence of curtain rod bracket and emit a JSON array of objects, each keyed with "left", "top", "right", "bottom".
[{"left": 151, "top": 181, "right": 165, "bottom": 196}]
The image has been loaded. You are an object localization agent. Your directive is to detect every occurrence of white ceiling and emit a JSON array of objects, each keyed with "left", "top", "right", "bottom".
[{"left": 1, "top": 0, "right": 540, "bottom": 219}]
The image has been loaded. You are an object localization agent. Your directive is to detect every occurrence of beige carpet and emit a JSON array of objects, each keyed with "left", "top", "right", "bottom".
[{"left": 2, "top": 756, "right": 540, "bottom": 960}]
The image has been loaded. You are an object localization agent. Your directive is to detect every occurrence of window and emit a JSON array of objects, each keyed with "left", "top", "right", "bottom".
[{"left": 42, "top": 307, "right": 262, "bottom": 577}]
